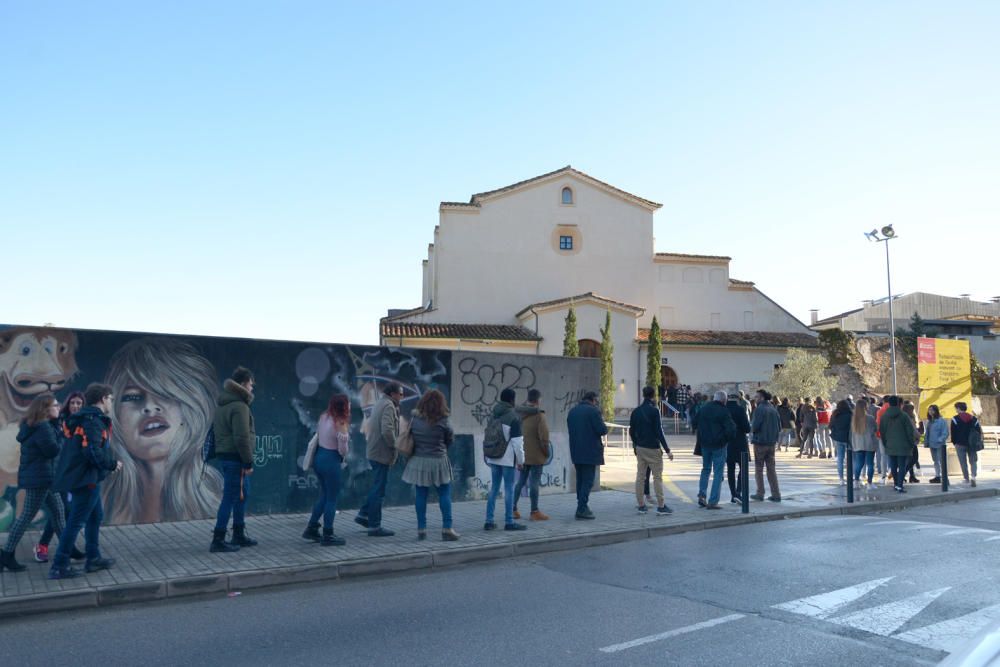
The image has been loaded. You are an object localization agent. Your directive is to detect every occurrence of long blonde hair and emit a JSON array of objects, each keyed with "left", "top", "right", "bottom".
[
  {"left": 102, "top": 338, "right": 222, "bottom": 524},
  {"left": 851, "top": 399, "right": 869, "bottom": 434}
]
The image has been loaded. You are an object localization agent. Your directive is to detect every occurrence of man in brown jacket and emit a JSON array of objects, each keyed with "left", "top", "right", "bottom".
[
  {"left": 513, "top": 388, "right": 550, "bottom": 521},
  {"left": 356, "top": 382, "right": 402, "bottom": 536}
]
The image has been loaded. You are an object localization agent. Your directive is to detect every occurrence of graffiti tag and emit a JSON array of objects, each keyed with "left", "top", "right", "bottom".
[
  {"left": 457, "top": 357, "right": 536, "bottom": 407},
  {"left": 253, "top": 435, "right": 284, "bottom": 467}
]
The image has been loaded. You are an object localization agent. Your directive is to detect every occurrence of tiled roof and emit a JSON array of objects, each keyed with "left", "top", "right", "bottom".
[
  {"left": 515, "top": 292, "right": 645, "bottom": 318},
  {"left": 654, "top": 252, "right": 731, "bottom": 262},
  {"left": 729, "top": 278, "right": 755, "bottom": 287},
  {"left": 440, "top": 165, "right": 662, "bottom": 211},
  {"left": 636, "top": 329, "right": 819, "bottom": 348},
  {"left": 381, "top": 322, "right": 541, "bottom": 342},
  {"left": 382, "top": 305, "right": 434, "bottom": 322}
]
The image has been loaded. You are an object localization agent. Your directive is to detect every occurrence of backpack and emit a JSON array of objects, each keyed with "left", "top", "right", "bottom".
[
  {"left": 969, "top": 421, "right": 984, "bottom": 452},
  {"left": 202, "top": 425, "right": 216, "bottom": 463},
  {"left": 482, "top": 417, "right": 509, "bottom": 459}
]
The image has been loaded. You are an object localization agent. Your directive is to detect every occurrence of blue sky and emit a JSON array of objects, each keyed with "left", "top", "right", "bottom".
[{"left": 3, "top": 1, "right": 998, "bottom": 344}]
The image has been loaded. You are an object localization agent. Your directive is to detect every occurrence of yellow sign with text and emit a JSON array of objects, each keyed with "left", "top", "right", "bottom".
[{"left": 917, "top": 337, "right": 972, "bottom": 420}]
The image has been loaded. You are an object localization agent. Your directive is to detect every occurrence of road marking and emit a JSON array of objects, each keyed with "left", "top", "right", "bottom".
[
  {"left": 984, "top": 536, "right": 1000, "bottom": 542},
  {"left": 894, "top": 603, "right": 1000, "bottom": 653},
  {"left": 662, "top": 473, "right": 694, "bottom": 504},
  {"left": 598, "top": 614, "right": 746, "bottom": 653},
  {"left": 942, "top": 528, "right": 994, "bottom": 536},
  {"left": 830, "top": 588, "right": 951, "bottom": 636},
  {"left": 773, "top": 577, "right": 894, "bottom": 619},
  {"left": 863, "top": 520, "right": 922, "bottom": 526},
  {"left": 903, "top": 523, "right": 948, "bottom": 530}
]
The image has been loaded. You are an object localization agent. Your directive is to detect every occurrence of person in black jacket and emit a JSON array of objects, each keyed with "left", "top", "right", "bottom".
[
  {"left": 629, "top": 386, "right": 674, "bottom": 515},
  {"left": 829, "top": 399, "right": 854, "bottom": 484},
  {"left": 724, "top": 394, "right": 751, "bottom": 504},
  {"left": 49, "top": 383, "right": 122, "bottom": 579},
  {"left": 693, "top": 391, "right": 737, "bottom": 509},
  {"left": 0, "top": 395, "right": 67, "bottom": 573}
]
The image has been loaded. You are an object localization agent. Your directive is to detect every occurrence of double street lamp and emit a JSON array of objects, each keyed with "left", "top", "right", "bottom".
[{"left": 865, "top": 225, "right": 899, "bottom": 394}]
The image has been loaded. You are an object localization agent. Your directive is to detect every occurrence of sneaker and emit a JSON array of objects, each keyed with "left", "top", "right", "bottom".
[
  {"left": 504, "top": 523, "right": 527, "bottom": 531},
  {"left": 637, "top": 505, "right": 649, "bottom": 514},
  {"left": 575, "top": 508, "right": 595, "bottom": 520},
  {"left": 367, "top": 527, "right": 394, "bottom": 537},
  {"left": 750, "top": 494, "right": 764, "bottom": 501},
  {"left": 85, "top": 557, "right": 115, "bottom": 573},
  {"left": 441, "top": 528, "right": 460, "bottom": 541},
  {"left": 353, "top": 514, "right": 370, "bottom": 529},
  {"left": 767, "top": 496, "right": 782, "bottom": 502},
  {"left": 34, "top": 544, "right": 49, "bottom": 563},
  {"left": 929, "top": 477, "right": 941, "bottom": 484},
  {"left": 529, "top": 510, "right": 549, "bottom": 521},
  {"left": 971, "top": 479, "right": 977, "bottom": 487},
  {"left": 48, "top": 566, "right": 80, "bottom": 580},
  {"left": 656, "top": 505, "right": 673, "bottom": 515},
  {"left": 697, "top": 495, "right": 707, "bottom": 507},
  {"left": 705, "top": 503, "right": 722, "bottom": 510},
  {"left": 483, "top": 521, "right": 497, "bottom": 531},
  {"left": 730, "top": 497, "right": 740, "bottom": 504},
  {"left": 898, "top": 487, "right": 907, "bottom": 494},
  {"left": 70, "top": 547, "right": 86, "bottom": 561}
]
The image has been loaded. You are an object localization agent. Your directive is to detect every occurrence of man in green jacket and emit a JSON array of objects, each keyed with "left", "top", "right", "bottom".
[
  {"left": 355, "top": 382, "right": 402, "bottom": 537},
  {"left": 210, "top": 366, "right": 257, "bottom": 553},
  {"left": 880, "top": 396, "right": 916, "bottom": 493}
]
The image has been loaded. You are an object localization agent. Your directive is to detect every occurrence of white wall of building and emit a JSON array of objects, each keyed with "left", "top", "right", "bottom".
[{"left": 653, "top": 347, "right": 787, "bottom": 394}]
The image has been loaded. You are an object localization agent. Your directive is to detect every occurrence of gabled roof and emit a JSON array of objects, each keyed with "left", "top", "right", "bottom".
[
  {"left": 380, "top": 322, "right": 541, "bottom": 342},
  {"left": 515, "top": 292, "right": 645, "bottom": 319},
  {"left": 440, "top": 166, "right": 662, "bottom": 212},
  {"left": 812, "top": 307, "right": 863, "bottom": 327},
  {"left": 382, "top": 305, "right": 434, "bottom": 322},
  {"left": 654, "top": 252, "right": 731, "bottom": 263},
  {"left": 637, "top": 329, "right": 819, "bottom": 349}
]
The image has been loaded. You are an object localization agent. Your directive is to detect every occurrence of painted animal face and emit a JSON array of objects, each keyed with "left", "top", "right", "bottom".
[{"left": 0, "top": 328, "right": 79, "bottom": 421}]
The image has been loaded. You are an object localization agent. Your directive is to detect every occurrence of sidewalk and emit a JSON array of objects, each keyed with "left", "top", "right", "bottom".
[{"left": 2, "top": 468, "right": 997, "bottom": 619}]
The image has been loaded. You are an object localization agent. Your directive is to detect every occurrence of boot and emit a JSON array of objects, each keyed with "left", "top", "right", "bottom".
[
  {"left": 210, "top": 529, "right": 240, "bottom": 553},
  {"left": 230, "top": 525, "right": 258, "bottom": 547},
  {"left": 441, "top": 528, "right": 460, "bottom": 541},
  {"left": 302, "top": 523, "right": 321, "bottom": 542},
  {"left": 0, "top": 549, "right": 26, "bottom": 572},
  {"left": 320, "top": 528, "right": 345, "bottom": 546}
]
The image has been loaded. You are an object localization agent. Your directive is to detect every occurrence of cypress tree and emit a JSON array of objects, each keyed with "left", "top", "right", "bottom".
[
  {"left": 563, "top": 307, "right": 579, "bottom": 357},
  {"left": 600, "top": 310, "right": 615, "bottom": 420},
  {"left": 645, "top": 316, "right": 662, "bottom": 398}
]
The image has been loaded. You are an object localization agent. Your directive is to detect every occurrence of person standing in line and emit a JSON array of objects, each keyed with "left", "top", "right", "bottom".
[
  {"left": 1, "top": 395, "right": 67, "bottom": 573},
  {"left": 513, "top": 389, "right": 551, "bottom": 522},
  {"left": 876, "top": 395, "right": 891, "bottom": 482},
  {"left": 850, "top": 398, "right": 878, "bottom": 487},
  {"left": 210, "top": 366, "right": 257, "bottom": 553},
  {"left": 402, "top": 389, "right": 459, "bottom": 541},
  {"left": 49, "top": 384, "right": 122, "bottom": 579},
  {"left": 777, "top": 398, "right": 796, "bottom": 452},
  {"left": 35, "top": 391, "right": 86, "bottom": 564},
  {"left": 750, "top": 390, "right": 782, "bottom": 502},
  {"left": 797, "top": 398, "right": 818, "bottom": 458},
  {"left": 815, "top": 397, "right": 832, "bottom": 459},
  {"left": 924, "top": 404, "right": 949, "bottom": 484},
  {"left": 693, "top": 390, "right": 737, "bottom": 510},
  {"left": 950, "top": 402, "right": 982, "bottom": 487},
  {"left": 303, "top": 394, "right": 350, "bottom": 546},
  {"left": 880, "top": 396, "right": 916, "bottom": 493},
  {"left": 567, "top": 391, "right": 608, "bottom": 520},
  {"left": 355, "top": 382, "right": 402, "bottom": 537},
  {"left": 676, "top": 384, "right": 690, "bottom": 422},
  {"left": 483, "top": 388, "right": 526, "bottom": 532},
  {"left": 724, "top": 393, "right": 751, "bottom": 505},
  {"left": 830, "top": 399, "right": 854, "bottom": 484},
  {"left": 902, "top": 401, "right": 922, "bottom": 483},
  {"left": 629, "top": 386, "right": 674, "bottom": 515}
]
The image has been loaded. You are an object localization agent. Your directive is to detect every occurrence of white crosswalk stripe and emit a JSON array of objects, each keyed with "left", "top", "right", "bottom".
[
  {"left": 894, "top": 603, "right": 1000, "bottom": 653},
  {"left": 828, "top": 587, "right": 951, "bottom": 636},
  {"left": 772, "top": 578, "right": 894, "bottom": 619},
  {"left": 942, "top": 528, "right": 995, "bottom": 536}
]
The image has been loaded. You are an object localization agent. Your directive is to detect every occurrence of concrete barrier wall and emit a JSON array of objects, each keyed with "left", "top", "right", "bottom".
[{"left": 0, "top": 325, "right": 598, "bottom": 529}]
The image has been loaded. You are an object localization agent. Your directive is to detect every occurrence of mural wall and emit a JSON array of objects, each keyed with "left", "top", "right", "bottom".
[{"left": 0, "top": 325, "right": 599, "bottom": 529}]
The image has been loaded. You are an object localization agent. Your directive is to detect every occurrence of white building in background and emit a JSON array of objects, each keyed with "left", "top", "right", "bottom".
[{"left": 380, "top": 166, "right": 817, "bottom": 411}]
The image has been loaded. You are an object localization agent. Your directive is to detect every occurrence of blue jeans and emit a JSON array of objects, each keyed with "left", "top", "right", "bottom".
[
  {"left": 415, "top": 483, "right": 452, "bottom": 530},
  {"left": 362, "top": 460, "right": 390, "bottom": 528},
  {"left": 487, "top": 464, "right": 516, "bottom": 525},
  {"left": 834, "top": 441, "right": 849, "bottom": 480},
  {"left": 575, "top": 464, "right": 596, "bottom": 511},
  {"left": 52, "top": 485, "right": 103, "bottom": 569},
  {"left": 853, "top": 451, "right": 875, "bottom": 483},
  {"left": 309, "top": 449, "right": 342, "bottom": 531},
  {"left": 215, "top": 460, "right": 250, "bottom": 531},
  {"left": 699, "top": 446, "right": 727, "bottom": 505},
  {"left": 513, "top": 464, "right": 543, "bottom": 513}
]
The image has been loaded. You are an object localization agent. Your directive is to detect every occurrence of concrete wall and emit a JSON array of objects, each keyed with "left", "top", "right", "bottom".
[{"left": 652, "top": 346, "right": 790, "bottom": 395}]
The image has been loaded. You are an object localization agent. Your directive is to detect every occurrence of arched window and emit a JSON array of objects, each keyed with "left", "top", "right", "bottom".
[
  {"left": 561, "top": 187, "right": 574, "bottom": 205},
  {"left": 578, "top": 338, "right": 600, "bottom": 358}
]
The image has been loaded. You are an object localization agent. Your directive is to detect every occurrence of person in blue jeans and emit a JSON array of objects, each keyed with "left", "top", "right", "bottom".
[
  {"left": 49, "top": 384, "right": 122, "bottom": 579},
  {"left": 402, "top": 389, "right": 459, "bottom": 541},
  {"left": 303, "top": 394, "right": 350, "bottom": 546},
  {"left": 483, "top": 389, "right": 527, "bottom": 531},
  {"left": 692, "top": 390, "right": 737, "bottom": 510},
  {"left": 210, "top": 367, "right": 257, "bottom": 553},
  {"left": 355, "top": 382, "right": 402, "bottom": 537}
]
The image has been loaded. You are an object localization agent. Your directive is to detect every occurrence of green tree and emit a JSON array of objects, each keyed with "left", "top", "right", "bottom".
[
  {"left": 766, "top": 348, "right": 838, "bottom": 400},
  {"left": 563, "top": 307, "right": 579, "bottom": 357},
  {"left": 971, "top": 353, "right": 999, "bottom": 394},
  {"left": 599, "top": 310, "right": 615, "bottom": 420},
  {"left": 817, "top": 329, "right": 854, "bottom": 365},
  {"left": 645, "top": 316, "right": 662, "bottom": 397}
]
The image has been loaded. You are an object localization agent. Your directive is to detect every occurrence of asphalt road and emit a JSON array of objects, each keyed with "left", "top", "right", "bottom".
[{"left": 6, "top": 498, "right": 1000, "bottom": 666}]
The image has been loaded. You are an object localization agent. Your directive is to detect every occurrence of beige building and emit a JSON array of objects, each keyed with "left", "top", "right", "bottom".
[{"left": 381, "top": 166, "right": 817, "bottom": 409}]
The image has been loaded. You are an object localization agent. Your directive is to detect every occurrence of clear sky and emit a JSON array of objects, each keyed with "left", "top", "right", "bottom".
[{"left": 3, "top": 1, "right": 998, "bottom": 344}]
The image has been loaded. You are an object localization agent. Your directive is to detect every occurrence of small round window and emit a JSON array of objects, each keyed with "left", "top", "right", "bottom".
[{"left": 561, "top": 187, "right": 573, "bottom": 205}]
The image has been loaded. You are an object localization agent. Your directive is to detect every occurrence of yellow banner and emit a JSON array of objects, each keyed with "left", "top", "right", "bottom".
[{"left": 917, "top": 337, "right": 972, "bottom": 421}]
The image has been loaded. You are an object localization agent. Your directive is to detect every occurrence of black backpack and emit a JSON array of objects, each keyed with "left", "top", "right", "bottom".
[
  {"left": 482, "top": 417, "right": 509, "bottom": 459},
  {"left": 969, "top": 421, "right": 984, "bottom": 451}
]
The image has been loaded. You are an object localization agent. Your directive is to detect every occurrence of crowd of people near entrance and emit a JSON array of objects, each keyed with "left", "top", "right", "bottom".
[{"left": 0, "top": 365, "right": 987, "bottom": 576}]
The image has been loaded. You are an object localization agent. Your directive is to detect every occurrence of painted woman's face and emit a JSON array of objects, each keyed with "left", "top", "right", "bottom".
[
  {"left": 116, "top": 384, "right": 183, "bottom": 463},
  {"left": 68, "top": 397, "right": 83, "bottom": 414}
]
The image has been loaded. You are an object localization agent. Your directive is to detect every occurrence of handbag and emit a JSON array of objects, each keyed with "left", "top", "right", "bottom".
[
  {"left": 395, "top": 421, "right": 414, "bottom": 456},
  {"left": 302, "top": 433, "right": 319, "bottom": 471}
]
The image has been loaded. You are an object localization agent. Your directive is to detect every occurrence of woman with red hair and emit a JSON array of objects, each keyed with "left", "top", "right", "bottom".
[{"left": 303, "top": 394, "right": 351, "bottom": 546}]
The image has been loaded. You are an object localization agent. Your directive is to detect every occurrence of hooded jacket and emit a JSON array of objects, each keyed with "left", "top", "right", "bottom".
[
  {"left": 214, "top": 379, "right": 255, "bottom": 466},
  {"left": 880, "top": 406, "right": 916, "bottom": 457},
  {"left": 485, "top": 401, "right": 524, "bottom": 467},
  {"left": 53, "top": 406, "right": 117, "bottom": 492},
  {"left": 517, "top": 403, "right": 550, "bottom": 466},
  {"left": 17, "top": 419, "right": 61, "bottom": 489},
  {"left": 950, "top": 411, "right": 979, "bottom": 447}
]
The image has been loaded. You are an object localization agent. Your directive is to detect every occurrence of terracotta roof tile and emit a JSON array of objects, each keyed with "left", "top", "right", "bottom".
[
  {"left": 636, "top": 328, "right": 819, "bottom": 348},
  {"left": 381, "top": 322, "right": 541, "bottom": 342}
]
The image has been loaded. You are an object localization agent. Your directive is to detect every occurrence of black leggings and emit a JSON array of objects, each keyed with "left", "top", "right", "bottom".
[
  {"left": 4, "top": 488, "right": 65, "bottom": 553},
  {"left": 726, "top": 460, "right": 746, "bottom": 498}
]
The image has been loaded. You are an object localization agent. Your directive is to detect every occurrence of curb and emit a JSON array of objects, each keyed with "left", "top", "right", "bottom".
[{"left": 1, "top": 487, "right": 996, "bottom": 620}]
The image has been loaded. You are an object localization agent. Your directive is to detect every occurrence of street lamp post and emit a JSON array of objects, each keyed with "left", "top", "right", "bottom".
[{"left": 865, "top": 225, "right": 899, "bottom": 394}]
